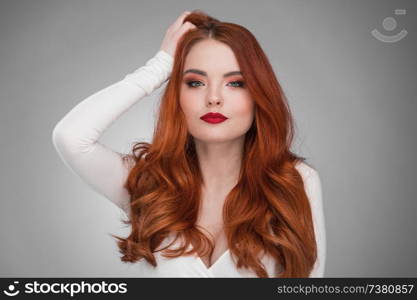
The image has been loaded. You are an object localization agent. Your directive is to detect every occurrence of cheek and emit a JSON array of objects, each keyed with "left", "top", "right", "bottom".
[
  {"left": 234, "top": 97, "right": 255, "bottom": 118},
  {"left": 179, "top": 88, "right": 190, "bottom": 111},
  {"left": 180, "top": 85, "right": 210, "bottom": 114},
  {"left": 179, "top": 93, "right": 199, "bottom": 118}
]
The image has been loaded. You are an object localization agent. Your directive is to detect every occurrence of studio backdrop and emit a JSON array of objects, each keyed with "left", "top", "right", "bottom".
[{"left": 0, "top": 0, "right": 415, "bottom": 277}]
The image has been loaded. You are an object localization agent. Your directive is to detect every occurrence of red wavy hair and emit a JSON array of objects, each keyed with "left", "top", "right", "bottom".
[{"left": 112, "top": 10, "right": 317, "bottom": 278}]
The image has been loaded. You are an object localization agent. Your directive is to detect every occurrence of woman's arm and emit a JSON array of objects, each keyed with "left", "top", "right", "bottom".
[
  {"left": 51, "top": 50, "right": 173, "bottom": 217},
  {"left": 305, "top": 168, "right": 327, "bottom": 277}
]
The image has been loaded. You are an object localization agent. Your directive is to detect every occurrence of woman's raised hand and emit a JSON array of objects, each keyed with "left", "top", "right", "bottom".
[{"left": 159, "top": 11, "right": 197, "bottom": 58}]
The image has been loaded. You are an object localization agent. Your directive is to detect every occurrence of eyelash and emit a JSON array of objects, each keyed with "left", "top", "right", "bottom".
[{"left": 185, "top": 80, "right": 245, "bottom": 88}]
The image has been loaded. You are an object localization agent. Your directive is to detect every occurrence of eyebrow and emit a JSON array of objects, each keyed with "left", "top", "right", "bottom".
[{"left": 183, "top": 69, "right": 242, "bottom": 78}]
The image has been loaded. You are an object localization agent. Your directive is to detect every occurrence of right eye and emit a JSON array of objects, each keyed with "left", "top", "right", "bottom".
[{"left": 185, "top": 80, "right": 203, "bottom": 88}]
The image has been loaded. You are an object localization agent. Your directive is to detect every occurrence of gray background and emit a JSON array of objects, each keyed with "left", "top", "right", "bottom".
[{"left": 0, "top": 0, "right": 415, "bottom": 277}]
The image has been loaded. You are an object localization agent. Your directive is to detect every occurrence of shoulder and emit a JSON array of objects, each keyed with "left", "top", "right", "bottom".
[
  {"left": 295, "top": 161, "right": 322, "bottom": 195},
  {"left": 295, "top": 160, "right": 318, "bottom": 181},
  {"left": 295, "top": 161, "right": 323, "bottom": 205}
]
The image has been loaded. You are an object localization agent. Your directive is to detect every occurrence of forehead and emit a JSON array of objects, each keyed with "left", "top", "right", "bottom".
[{"left": 183, "top": 39, "right": 240, "bottom": 73}]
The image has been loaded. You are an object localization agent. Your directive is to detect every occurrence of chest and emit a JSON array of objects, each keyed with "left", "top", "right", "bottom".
[{"left": 195, "top": 190, "right": 229, "bottom": 268}]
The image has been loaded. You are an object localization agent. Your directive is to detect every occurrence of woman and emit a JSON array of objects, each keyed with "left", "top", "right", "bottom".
[{"left": 52, "top": 10, "right": 326, "bottom": 278}]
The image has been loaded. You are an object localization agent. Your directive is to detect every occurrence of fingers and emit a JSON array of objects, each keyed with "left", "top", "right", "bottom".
[
  {"left": 172, "top": 11, "right": 191, "bottom": 31},
  {"left": 178, "top": 21, "right": 197, "bottom": 35}
]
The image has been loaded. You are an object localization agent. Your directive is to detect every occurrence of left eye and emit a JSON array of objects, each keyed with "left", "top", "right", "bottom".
[
  {"left": 185, "top": 80, "right": 245, "bottom": 88},
  {"left": 228, "top": 81, "right": 245, "bottom": 88}
]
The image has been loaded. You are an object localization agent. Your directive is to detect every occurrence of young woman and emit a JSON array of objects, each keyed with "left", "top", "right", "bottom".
[{"left": 52, "top": 10, "right": 326, "bottom": 278}]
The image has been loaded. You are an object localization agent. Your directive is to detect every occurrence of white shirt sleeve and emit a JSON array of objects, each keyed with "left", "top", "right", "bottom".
[
  {"left": 306, "top": 168, "right": 327, "bottom": 277},
  {"left": 51, "top": 50, "right": 174, "bottom": 218}
]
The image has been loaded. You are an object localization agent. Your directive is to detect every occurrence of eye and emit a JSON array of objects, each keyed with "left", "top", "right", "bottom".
[
  {"left": 185, "top": 80, "right": 203, "bottom": 88},
  {"left": 185, "top": 80, "right": 246, "bottom": 88},
  {"left": 228, "top": 81, "right": 245, "bottom": 88}
]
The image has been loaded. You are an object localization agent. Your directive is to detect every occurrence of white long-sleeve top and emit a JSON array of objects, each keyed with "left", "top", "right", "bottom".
[{"left": 52, "top": 50, "right": 326, "bottom": 278}]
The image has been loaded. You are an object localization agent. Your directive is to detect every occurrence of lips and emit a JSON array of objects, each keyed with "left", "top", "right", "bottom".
[{"left": 200, "top": 112, "right": 228, "bottom": 124}]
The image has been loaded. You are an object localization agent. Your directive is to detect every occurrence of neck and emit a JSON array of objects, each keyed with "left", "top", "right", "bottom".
[{"left": 194, "top": 136, "right": 244, "bottom": 193}]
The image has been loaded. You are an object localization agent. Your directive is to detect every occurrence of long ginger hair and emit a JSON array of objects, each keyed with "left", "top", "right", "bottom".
[{"left": 112, "top": 10, "right": 317, "bottom": 278}]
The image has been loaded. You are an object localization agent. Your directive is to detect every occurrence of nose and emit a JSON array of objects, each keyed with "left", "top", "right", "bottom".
[
  {"left": 206, "top": 83, "right": 223, "bottom": 107},
  {"left": 207, "top": 97, "right": 222, "bottom": 106}
]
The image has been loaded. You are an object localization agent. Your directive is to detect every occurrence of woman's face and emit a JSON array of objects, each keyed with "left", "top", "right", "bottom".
[{"left": 179, "top": 39, "right": 255, "bottom": 144}]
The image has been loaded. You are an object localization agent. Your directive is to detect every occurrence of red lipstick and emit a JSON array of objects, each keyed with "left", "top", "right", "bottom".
[{"left": 200, "top": 112, "right": 228, "bottom": 124}]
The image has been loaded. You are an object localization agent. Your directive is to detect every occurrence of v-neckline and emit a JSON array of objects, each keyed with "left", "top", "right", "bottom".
[{"left": 196, "top": 249, "right": 230, "bottom": 271}]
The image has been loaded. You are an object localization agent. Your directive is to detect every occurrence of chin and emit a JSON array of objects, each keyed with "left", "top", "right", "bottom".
[{"left": 193, "top": 133, "right": 246, "bottom": 144}]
